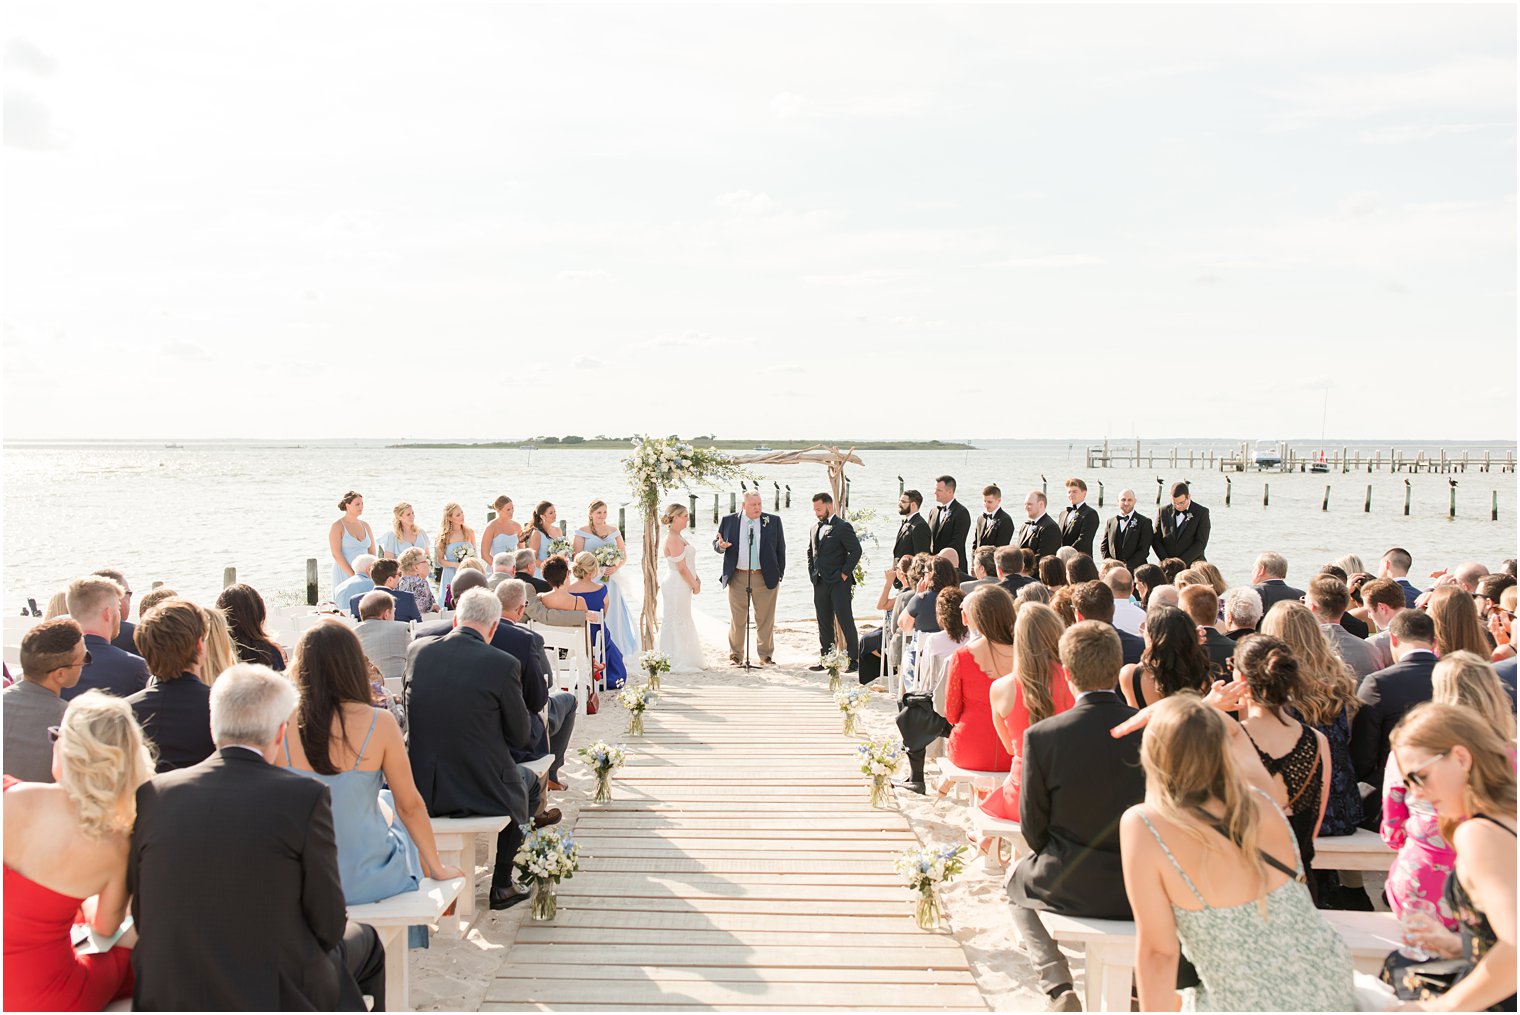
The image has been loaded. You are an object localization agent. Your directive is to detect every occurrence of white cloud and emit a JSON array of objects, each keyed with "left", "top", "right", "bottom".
[
  {"left": 992, "top": 254, "right": 1107, "bottom": 269},
  {"left": 1357, "top": 122, "right": 1509, "bottom": 144},
  {"left": 4, "top": 37, "right": 57, "bottom": 75},
  {"left": 1266, "top": 57, "right": 1515, "bottom": 124},
  {"left": 3, "top": 88, "right": 61, "bottom": 150},
  {"left": 714, "top": 190, "right": 774, "bottom": 215},
  {"left": 554, "top": 269, "right": 611, "bottom": 283}
]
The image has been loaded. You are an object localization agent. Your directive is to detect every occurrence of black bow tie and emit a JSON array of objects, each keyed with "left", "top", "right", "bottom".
[{"left": 984, "top": 513, "right": 997, "bottom": 521}]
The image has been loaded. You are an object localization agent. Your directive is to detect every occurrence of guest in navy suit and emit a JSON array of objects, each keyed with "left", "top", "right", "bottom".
[
  {"left": 127, "top": 599, "right": 215, "bottom": 773},
  {"left": 1070, "top": 581, "right": 1145, "bottom": 665},
  {"left": 1352, "top": 609, "right": 1439, "bottom": 828},
  {"left": 1250, "top": 551, "right": 1304, "bottom": 617},
  {"left": 713, "top": 492, "right": 786, "bottom": 665},
  {"left": 350, "top": 559, "right": 420, "bottom": 623},
  {"left": 489, "top": 580, "right": 577, "bottom": 787},
  {"left": 93, "top": 569, "right": 141, "bottom": 656},
  {"left": 995, "top": 546, "right": 1036, "bottom": 598},
  {"left": 1378, "top": 547, "right": 1422, "bottom": 608},
  {"left": 63, "top": 575, "right": 150, "bottom": 701}
]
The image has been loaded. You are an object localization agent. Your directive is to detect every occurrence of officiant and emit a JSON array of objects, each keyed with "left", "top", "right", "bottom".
[{"left": 713, "top": 492, "right": 786, "bottom": 666}]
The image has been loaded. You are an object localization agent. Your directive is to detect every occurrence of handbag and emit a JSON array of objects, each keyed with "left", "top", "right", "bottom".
[
  {"left": 1380, "top": 953, "right": 1469, "bottom": 1003},
  {"left": 896, "top": 693, "right": 951, "bottom": 751}
]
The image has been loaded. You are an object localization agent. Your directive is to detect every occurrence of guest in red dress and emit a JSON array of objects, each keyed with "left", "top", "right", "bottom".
[
  {"left": 945, "top": 586, "right": 1019, "bottom": 774},
  {"left": 4, "top": 691, "right": 155, "bottom": 1012},
  {"left": 981, "top": 603, "right": 1076, "bottom": 820}
]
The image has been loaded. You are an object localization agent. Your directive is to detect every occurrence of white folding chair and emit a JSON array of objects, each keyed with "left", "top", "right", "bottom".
[{"left": 532, "top": 622, "right": 591, "bottom": 710}]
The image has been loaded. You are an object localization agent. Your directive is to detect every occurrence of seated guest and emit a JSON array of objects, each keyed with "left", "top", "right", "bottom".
[
  {"left": 3, "top": 618, "right": 83, "bottom": 782},
  {"left": 1384, "top": 704, "right": 1516, "bottom": 1011},
  {"left": 944, "top": 586, "right": 1017, "bottom": 775},
  {"left": 1317, "top": 564, "right": 1370, "bottom": 638},
  {"left": 1148, "top": 584, "right": 1181, "bottom": 612},
  {"left": 517, "top": 549, "right": 592, "bottom": 627},
  {"left": 1133, "top": 563, "right": 1166, "bottom": 610},
  {"left": 491, "top": 579, "right": 577, "bottom": 794},
  {"left": 1036, "top": 556, "right": 1066, "bottom": 589},
  {"left": 127, "top": 599, "right": 215, "bottom": 773},
  {"left": 1361, "top": 577, "right": 1407, "bottom": 670},
  {"left": 1234, "top": 635, "right": 1331, "bottom": 902},
  {"left": 353, "top": 590, "right": 411, "bottom": 686},
  {"left": 1180, "top": 585, "right": 1234, "bottom": 675},
  {"left": 442, "top": 557, "right": 489, "bottom": 610},
  {"left": 351, "top": 559, "right": 419, "bottom": 623},
  {"left": 980, "top": 603, "right": 1072, "bottom": 822},
  {"left": 996, "top": 545, "right": 1035, "bottom": 598},
  {"left": 216, "top": 583, "right": 287, "bottom": 671},
  {"left": 1016, "top": 582, "right": 1051, "bottom": 608},
  {"left": 1223, "top": 585, "right": 1264, "bottom": 640},
  {"left": 860, "top": 556, "right": 915, "bottom": 685},
  {"left": 1009, "top": 621, "right": 1145, "bottom": 1011},
  {"left": 918, "top": 587, "right": 972, "bottom": 685},
  {"left": 63, "top": 575, "right": 150, "bottom": 701},
  {"left": 1381, "top": 651, "right": 1515, "bottom": 932},
  {"left": 1048, "top": 586, "right": 1077, "bottom": 627},
  {"left": 1352, "top": 608, "right": 1438, "bottom": 827},
  {"left": 1305, "top": 575, "right": 1379, "bottom": 677},
  {"left": 4, "top": 692, "right": 154, "bottom": 1011},
  {"left": 137, "top": 586, "right": 178, "bottom": 616},
  {"left": 1120, "top": 695, "right": 1356, "bottom": 1011},
  {"left": 1071, "top": 579, "right": 1144, "bottom": 665},
  {"left": 412, "top": 568, "right": 491, "bottom": 638},
  {"left": 487, "top": 552, "right": 517, "bottom": 590},
  {"left": 333, "top": 555, "right": 377, "bottom": 615},
  {"left": 406, "top": 588, "right": 539, "bottom": 911},
  {"left": 1379, "top": 546, "right": 1422, "bottom": 608},
  {"left": 201, "top": 605, "right": 239, "bottom": 685},
  {"left": 1490, "top": 585, "right": 1517, "bottom": 664},
  {"left": 1428, "top": 585, "right": 1492, "bottom": 659},
  {"left": 1249, "top": 552, "right": 1303, "bottom": 614},
  {"left": 1119, "top": 606, "right": 1212, "bottom": 708},
  {"left": 92, "top": 569, "right": 140, "bottom": 656},
  {"left": 277, "top": 624, "right": 460, "bottom": 936},
  {"left": 130, "top": 664, "right": 386, "bottom": 1010},
  {"left": 959, "top": 547, "right": 998, "bottom": 594},
  {"left": 1159, "top": 556, "right": 1187, "bottom": 584},
  {"left": 514, "top": 548, "right": 551, "bottom": 592},
  {"left": 1103, "top": 566, "right": 1146, "bottom": 636},
  {"left": 43, "top": 590, "right": 69, "bottom": 619},
  {"left": 1063, "top": 554, "right": 1099, "bottom": 586},
  {"left": 396, "top": 547, "right": 439, "bottom": 614}
]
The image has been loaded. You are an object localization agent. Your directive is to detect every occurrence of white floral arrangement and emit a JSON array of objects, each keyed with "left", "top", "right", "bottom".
[
  {"left": 639, "top": 651, "right": 671, "bottom": 676},
  {"left": 618, "top": 683, "right": 657, "bottom": 714},
  {"left": 836, "top": 686, "right": 871, "bottom": 717},
  {"left": 546, "top": 537, "right": 574, "bottom": 558},
  {"left": 577, "top": 740, "right": 627, "bottom": 776},
  {"left": 855, "top": 736, "right": 904, "bottom": 779},
  {"left": 820, "top": 646, "right": 850, "bottom": 674},
  {"left": 593, "top": 544, "right": 626, "bottom": 569},
  {"left": 622, "top": 435, "right": 747, "bottom": 513},
  {"left": 894, "top": 843, "right": 969, "bottom": 894},
  {"left": 513, "top": 826, "right": 581, "bottom": 885}
]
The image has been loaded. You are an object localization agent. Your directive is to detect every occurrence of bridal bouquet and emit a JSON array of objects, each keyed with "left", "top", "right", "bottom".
[
  {"left": 638, "top": 650, "right": 671, "bottom": 690},
  {"left": 855, "top": 736, "right": 904, "bottom": 808},
  {"left": 453, "top": 543, "right": 475, "bottom": 563},
  {"left": 894, "top": 843, "right": 969, "bottom": 930},
  {"left": 820, "top": 646, "right": 849, "bottom": 691},
  {"left": 593, "top": 544, "right": 625, "bottom": 571},
  {"left": 618, "top": 683, "right": 657, "bottom": 735},
  {"left": 835, "top": 686, "right": 870, "bottom": 736},
  {"left": 546, "top": 537, "right": 574, "bottom": 558},
  {"left": 513, "top": 826, "right": 581, "bottom": 922},
  {"left": 577, "top": 740, "right": 626, "bottom": 803}
]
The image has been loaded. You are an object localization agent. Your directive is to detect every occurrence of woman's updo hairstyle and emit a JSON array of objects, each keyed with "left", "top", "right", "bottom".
[
  {"left": 338, "top": 491, "right": 362, "bottom": 511},
  {"left": 54, "top": 691, "right": 156, "bottom": 840},
  {"left": 660, "top": 503, "right": 687, "bottom": 526},
  {"left": 1233, "top": 633, "right": 1301, "bottom": 713},
  {"left": 571, "top": 552, "right": 600, "bottom": 581}
]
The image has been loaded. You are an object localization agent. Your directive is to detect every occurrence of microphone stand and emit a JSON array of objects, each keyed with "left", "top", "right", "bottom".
[{"left": 743, "top": 524, "right": 756, "bottom": 671}]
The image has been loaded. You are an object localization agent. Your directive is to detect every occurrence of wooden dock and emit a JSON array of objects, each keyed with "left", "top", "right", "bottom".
[
  {"left": 484, "top": 684, "right": 988, "bottom": 1012},
  {"left": 1085, "top": 439, "right": 1515, "bottom": 474}
]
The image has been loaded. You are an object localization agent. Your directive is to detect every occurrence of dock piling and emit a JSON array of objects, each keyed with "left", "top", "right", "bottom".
[
  {"left": 1264, "top": 483, "right": 1270, "bottom": 508},
  {"left": 1403, "top": 480, "right": 1411, "bottom": 516},
  {"left": 1365, "top": 485, "right": 1372, "bottom": 513},
  {"left": 1097, "top": 480, "right": 1104, "bottom": 508},
  {"left": 1225, "top": 477, "right": 1232, "bottom": 506},
  {"left": 1449, "top": 480, "right": 1457, "bottom": 519},
  {"left": 1322, "top": 485, "right": 1330, "bottom": 512},
  {"left": 223, "top": 566, "right": 236, "bottom": 589},
  {"left": 306, "top": 559, "right": 318, "bottom": 605}
]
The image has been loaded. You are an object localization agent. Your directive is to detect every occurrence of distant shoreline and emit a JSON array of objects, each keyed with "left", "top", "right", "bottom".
[{"left": 386, "top": 438, "right": 978, "bottom": 451}]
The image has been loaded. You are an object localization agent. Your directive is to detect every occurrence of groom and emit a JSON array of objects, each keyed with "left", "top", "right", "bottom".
[
  {"left": 714, "top": 491, "right": 785, "bottom": 665},
  {"left": 807, "top": 491, "right": 862, "bottom": 672}
]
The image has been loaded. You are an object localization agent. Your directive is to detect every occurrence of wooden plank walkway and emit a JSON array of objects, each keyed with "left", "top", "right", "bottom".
[{"left": 485, "top": 683, "right": 989, "bottom": 1011}]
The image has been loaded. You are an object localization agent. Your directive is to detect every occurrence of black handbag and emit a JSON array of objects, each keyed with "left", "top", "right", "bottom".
[{"left": 896, "top": 693, "right": 951, "bottom": 751}]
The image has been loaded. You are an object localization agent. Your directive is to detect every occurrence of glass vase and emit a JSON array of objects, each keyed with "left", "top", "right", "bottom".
[
  {"left": 531, "top": 880, "right": 558, "bottom": 921},
  {"left": 842, "top": 713, "right": 856, "bottom": 736},
  {"left": 648, "top": 672, "right": 661, "bottom": 691},
  {"left": 915, "top": 888, "right": 941, "bottom": 930},
  {"left": 828, "top": 670, "right": 842, "bottom": 692},
  {"left": 594, "top": 770, "right": 613, "bottom": 804},
  {"left": 629, "top": 711, "right": 644, "bottom": 735},
  {"left": 870, "top": 774, "right": 890, "bottom": 808}
]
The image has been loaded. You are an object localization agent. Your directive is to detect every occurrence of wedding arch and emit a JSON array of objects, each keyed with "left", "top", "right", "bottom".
[{"left": 622, "top": 438, "right": 865, "bottom": 649}]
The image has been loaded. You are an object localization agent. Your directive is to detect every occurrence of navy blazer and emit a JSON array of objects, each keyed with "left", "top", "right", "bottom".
[
  {"left": 714, "top": 512, "right": 786, "bottom": 590},
  {"left": 351, "top": 586, "right": 420, "bottom": 623},
  {"left": 489, "top": 620, "right": 553, "bottom": 762},
  {"left": 127, "top": 674, "right": 215, "bottom": 773},
  {"left": 64, "top": 634, "right": 151, "bottom": 702},
  {"left": 1395, "top": 578, "right": 1421, "bottom": 608},
  {"left": 1351, "top": 650, "right": 1437, "bottom": 785},
  {"left": 113, "top": 620, "right": 141, "bottom": 656},
  {"left": 1116, "top": 626, "right": 1145, "bottom": 667}
]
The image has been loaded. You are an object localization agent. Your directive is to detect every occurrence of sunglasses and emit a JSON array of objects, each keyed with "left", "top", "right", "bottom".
[{"left": 1402, "top": 753, "right": 1446, "bottom": 791}]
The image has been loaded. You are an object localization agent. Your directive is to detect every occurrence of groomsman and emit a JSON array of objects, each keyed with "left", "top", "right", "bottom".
[
  {"left": 927, "top": 476, "right": 971, "bottom": 575},
  {"left": 1017, "top": 490, "right": 1061, "bottom": 563},
  {"left": 1100, "top": 489, "right": 1152, "bottom": 572},
  {"left": 1152, "top": 481, "right": 1211, "bottom": 564},
  {"left": 806, "top": 492, "right": 862, "bottom": 671},
  {"left": 972, "top": 484, "right": 1016, "bottom": 555},
  {"left": 892, "top": 489, "right": 932, "bottom": 559},
  {"left": 1058, "top": 478, "right": 1100, "bottom": 558}
]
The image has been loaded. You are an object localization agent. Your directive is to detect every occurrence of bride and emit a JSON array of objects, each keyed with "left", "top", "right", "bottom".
[{"left": 659, "top": 503, "right": 705, "bottom": 673}]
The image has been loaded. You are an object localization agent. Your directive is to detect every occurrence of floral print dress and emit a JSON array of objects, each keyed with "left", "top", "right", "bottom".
[{"left": 1381, "top": 752, "right": 1458, "bottom": 931}]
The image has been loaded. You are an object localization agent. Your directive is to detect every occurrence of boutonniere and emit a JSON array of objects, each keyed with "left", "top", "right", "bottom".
[
  {"left": 761, "top": 516, "right": 770, "bottom": 528},
  {"left": 820, "top": 524, "right": 833, "bottom": 537}
]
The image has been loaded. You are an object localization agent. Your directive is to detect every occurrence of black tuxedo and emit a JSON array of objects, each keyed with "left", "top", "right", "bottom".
[
  {"left": 1201, "top": 628, "right": 1236, "bottom": 675},
  {"left": 126, "top": 673, "right": 215, "bottom": 773},
  {"left": 1010, "top": 690, "right": 1145, "bottom": 918},
  {"left": 1016, "top": 515, "right": 1061, "bottom": 562},
  {"left": 130, "top": 749, "right": 373, "bottom": 1011},
  {"left": 1058, "top": 502, "right": 1099, "bottom": 558},
  {"left": 1253, "top": 579, "right": 1304, "bottom": 616},
  {"left": 972, "top": 508, "right": 1016, "bottom": 555},
  {"left": 1100, "top": 513, "right": 1152, "bottom": 571},
  {"left": 808, "top": 514, "right": 863, "bottom": 662},
  {"left": 1152, "top": 502, "right": 1211, "bottom": 564},
  {"left": 1351, "top": 650, "right": 1437, "bottom": 788},
  {"left": 892, "top": 513, "right": 932, "bottom": 559},
  {"left": 927, "top": 499, "right": 971, "bottom": 569}
]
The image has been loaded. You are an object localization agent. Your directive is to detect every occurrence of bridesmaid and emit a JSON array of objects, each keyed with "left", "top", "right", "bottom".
[
  {"left": 574, "top": 500, "right": 639, "bottom": 663},
  {"left": 433, "top": 502, "right": 475, "bottom": 605},
  {"left": 378, "top": 502, "right": 429, "bottom": 560},
  {"left": 572, "top": 500, "right": 628, "bottom": 575},
  {"left": 527, "top": 501, "right": 563, "bottom": 561},
  {"left": 480, "top": 496, "right": 523, "bottom": 561},
  {"left": 328, "top": 491, "right": 378, "bottom": 590}
]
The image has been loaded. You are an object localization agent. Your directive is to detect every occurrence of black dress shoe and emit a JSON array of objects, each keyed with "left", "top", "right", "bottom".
[
  {"left": 895, "top": 779, "right": 927, "bottom": 795},
  {"left": 845, "top": 662, "right": 859, "bottom": 673},
  {"left": 489, "top": 887, "right": 530, "bottom": 911},
  {"left": 807, "top": 664, "right": 826, "bottom": 671}
]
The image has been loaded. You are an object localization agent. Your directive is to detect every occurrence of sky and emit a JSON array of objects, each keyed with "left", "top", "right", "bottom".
[{"left": 3, "top": 3, "right": 1515, "bottom": 442}]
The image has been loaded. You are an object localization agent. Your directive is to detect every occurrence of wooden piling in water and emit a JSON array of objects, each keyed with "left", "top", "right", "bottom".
[
  {"left": 223, "top": 566, "right": 236, "bottom": 588},
  {"left": 1449, "top": 481, "right": 1457, "bottom": 519},
  {"left": 1097, "top": 480, "right": 1104, "bottom": 508},
  {"left": 897, "top": 475, "right": 904, "bottom": 496},
  {"left": 618, "top": 506, "right": 626, "bottom": 533},
  {"left": 713, "top": 494, "right": 719, "bottom": 523},
  {"left": 784, "top": 485, "right": 791, "bottom": 508},
  {"left": 1155, "top": 478, "right": 1164, "bottom": 504},
  {"left": 1365, "top": 485, "right": 1372, "bottom": 512},
  {"left": 1403, "top": 480, "right": 1411, "bottom": 516},
  {"left": 1493, "top": 491, "right": 1499, "bottom": 522},
  {"left": 1322, "top": 486, "right": 1330, "bottom": 512},
  {"left": 1263, "top": 483, "right": 1270, "bottom": 507},
  {"left": 688, "top": 494, "right": 698, "bottom": 522},
  {"left": 729, "top": 492, "right": 737, "bottom": 514},
  {"left": 774, "top": 482, "right": 781, "bottom": 510},
  {"left": 306, "top": 558, "right": 318, "bottom": 605},
  {"left": 1225, "top": 477, "right": 1232, "bottom": 506}
]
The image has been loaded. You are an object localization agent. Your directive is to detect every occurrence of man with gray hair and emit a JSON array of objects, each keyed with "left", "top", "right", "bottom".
[
  {"left": 1250, "top": 551, "right": 1303, "bottom": 615},
  {"left": 129, "top": 664, "right": 385, "bottom": 1010},
  {"left": 511, "top": 547, "right": 592, "bottom": 627},
  {"left": 487, "top": 552, "right": 516, "bottom": 590},
  {"left": 407, "top": 587, "right": 539, "bottom": 910},
  {"left": 490, "top": 579, "right": 578, "bottom": 794},
  {"left": 333, "top": 554, "right": 378, "bottom": 614},
  {"left": 354, "top": 589, "right": 410, "bottom": 685},
  {"left": 1223, "top": 586, "right": 1264, "bottom": 640},
  {"left": 1148, "top": 585, "right": 1180, "bottom": 612}
]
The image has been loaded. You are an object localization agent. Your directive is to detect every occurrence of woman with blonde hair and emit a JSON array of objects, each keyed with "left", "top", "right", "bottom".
[
  {"left": 572, "top": 499, "right": 638, "bottom": 667},
  {"left": 378, "top": 502, "right": 429, "bottom": 560},
  {"left": 3, "top": 692, "right": 155, "bottom": 1010},
  {"left": 43, "top": 589, "right": 69, "bottom": 620},
  {"left": 433, "top": 502, "right": 475, "bottom": 605},
  {"left": 1120, "top": 694, "right": 1356, "bottom": 1011},
  {"left": 566, "top": 552, "right": 626, "bottom": 689},
  {"left": 1261, "top": 601, "right": 1362, "bottom": 838},
  {"left": 1385, "top": 703, "right": 1516, "bottom": 1011},
  {"left": 1432, "top": 651, "right": 1516, "bottom": 742},
  {"left": 1427, "top": 586, "right": 1492, "bottom": 659},
  {"left": 980, "top": 602, "right": 1076, "bottom": 822},
  {"left": 658, "top": 503, "right": 703, "bottom": 673},
  {"left": 200, "top": 605, "right": 239, "bottom": 686}
]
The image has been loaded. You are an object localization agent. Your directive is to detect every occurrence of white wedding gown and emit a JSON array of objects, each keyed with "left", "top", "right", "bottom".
[{"left": 660, "top": 542, "right": 706, "bottom": 673}]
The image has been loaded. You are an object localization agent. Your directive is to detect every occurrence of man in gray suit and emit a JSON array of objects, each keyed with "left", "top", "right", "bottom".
[
  {"left": 958, "top": 546, "right": 999, "bottom": 595},
  {"left": 1307, "top": 575, "right": 1379, "bottom": 678},
  {"left": 353, "top": 590, "right": 411, "bottom": 685},
  {"left": 487, "top": 552, "right": 516, "bottom": 590},
  {"left": 3, "top": 618, "right": 84, "bottom": 781}
]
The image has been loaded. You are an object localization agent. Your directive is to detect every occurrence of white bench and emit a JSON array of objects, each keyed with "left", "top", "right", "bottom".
[
  {"left": 1314, "top": 828, "right": 1396, "bottom": 872},
  {"left": 935, "top": 757, "right": 1005, "bottom": 803},
  {"left": 1039, "top": 909, "right": 1402, "bottom": 1011},
  {"left": 429, "top": 816, "right": 511, "bottom": 936},
  {"left": 968, "top": 808, "right": 1026, "bottom": 873},
  {"left": 348, "top": 876, "right": 464, "bottom": 1012}
]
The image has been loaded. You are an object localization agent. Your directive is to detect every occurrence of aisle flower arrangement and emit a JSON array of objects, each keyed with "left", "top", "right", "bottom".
[
  {"left": 895, "top": 843, "right": 968, "bottom": 930},
  {"left": 855, "top": 736, "right": 904, "bottom": 808},
  {"left": 577, "top": 740, "right": 626, "bottom": 804},
  {"left": 639, "top": 650, "right": 671, "bottom": 691},
  {"left": 512, "top": 826, "right": 581, "bottom": 922},
  {"left": 835, "top": 686, "right": 870, "bottom": 736},
  {"left": 820, "top": 646, "right": 849, "bottom": 691},
  {"left": 618, "top": 683, "right": 657, "bottom": 735}
]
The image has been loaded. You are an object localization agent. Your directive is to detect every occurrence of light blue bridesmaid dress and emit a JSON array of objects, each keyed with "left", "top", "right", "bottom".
[
  {"left": 534, "top": 527, "right": 561, "bottom": 561},
  {"left": 333, "top": 523, "right": 372, "bottom": 590},
  {"left": 379, "top": 529, "right": 429, "bottom": 559},
  {"left": 575, "top": 528, "right": 640, "bottom": 666},
  {"left": 489, "top": 531, "right": 520, "bottom": 557},
  {"left": 439, "top": 539, "right": 473, "bottom": 602}
]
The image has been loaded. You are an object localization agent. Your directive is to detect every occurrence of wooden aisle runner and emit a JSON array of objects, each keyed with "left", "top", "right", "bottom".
[{"left": 483, "top": 682, "right": 989, "bottom": 1011}]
